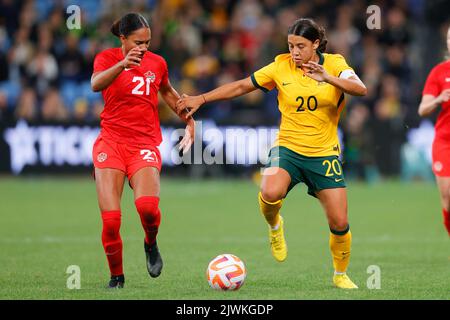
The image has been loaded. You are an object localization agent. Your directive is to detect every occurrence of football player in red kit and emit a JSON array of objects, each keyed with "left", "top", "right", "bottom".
[
  {"left": 418, "top": 26, "right": 450, "bottom": 237},
  {"left": 91, "top": 13, "right": 194, "bottom": 288}
]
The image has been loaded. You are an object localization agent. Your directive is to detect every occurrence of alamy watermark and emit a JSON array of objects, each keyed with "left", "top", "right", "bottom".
[
  {"left": 66, "top": 5, "right": 81, "bottom": 30},
  {"left": 366, "top": 265, "right": 381, "bottom": 289},
  {"left": 166, "top": 121, "right": 278, "bottom": 167},
  {"left": 367, "top": 5, "right": 381, "bottom": 30},
  {"left": 66, "top": 265, "right": 81, "bottom": 289}
]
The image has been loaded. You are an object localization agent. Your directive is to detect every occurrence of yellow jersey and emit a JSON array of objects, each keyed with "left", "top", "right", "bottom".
[{"left": 251, "top": 52, "right": 353, "bottom": 157}]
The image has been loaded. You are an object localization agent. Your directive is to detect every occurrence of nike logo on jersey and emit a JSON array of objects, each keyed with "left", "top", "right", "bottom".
[
  {"left": 282, "top": 82, "right": 291, "bottom": 86},
  {"left": 335, "top": 178, "right": 343, "bottom": 182},
  {"left": 124, "top": 68, "right": 132, "bottom": 71}
]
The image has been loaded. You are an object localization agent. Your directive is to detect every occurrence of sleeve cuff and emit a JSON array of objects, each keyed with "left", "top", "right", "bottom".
[{"left": 251, "top": 74, "right": 269, "bottom": 93}]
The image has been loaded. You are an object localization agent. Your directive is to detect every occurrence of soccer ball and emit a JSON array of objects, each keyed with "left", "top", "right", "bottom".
[{"left": 206, "top": 254, "right": 246, "bottom": 291}]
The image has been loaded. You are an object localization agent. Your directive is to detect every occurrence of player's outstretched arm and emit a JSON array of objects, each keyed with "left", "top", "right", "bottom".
[
  {"left": 418, "top": 89, "right": 450, "bottom": 117},
  {"left": 159, "top": 80, "right": 195, "bottom": 154},
  {"left": 91, "top": 47, "right": 143, "bottom": 92},
  {"left": 176, "top": 77, "right": 256, "bottom": 117}
]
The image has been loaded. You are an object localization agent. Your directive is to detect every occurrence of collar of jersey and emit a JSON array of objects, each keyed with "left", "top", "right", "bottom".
[{"left": 317, "top": 51, "right": 324, "bottom": 65}]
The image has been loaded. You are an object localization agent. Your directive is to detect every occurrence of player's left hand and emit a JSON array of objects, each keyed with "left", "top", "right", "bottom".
[
  {"left": 179, "top": 118, "right": 195, "bottom": 155},
  {"left": 302, "top": 61, "right": 329, "bottom": 82},
  {"left": 176, "top": 94, "right": 204, "bottom": 117}
]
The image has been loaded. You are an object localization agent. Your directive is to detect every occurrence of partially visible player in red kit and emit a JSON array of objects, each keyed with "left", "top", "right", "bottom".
[
  {"left": 418, "top": 26, "right": 450, "bottom": 237},
  {"left": 91, "top": 13, "right": 194, "bottom": 288}
]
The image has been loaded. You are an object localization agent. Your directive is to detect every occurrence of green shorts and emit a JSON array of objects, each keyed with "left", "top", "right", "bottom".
[{"left": 265, "top": 146, "right": 346, "bottom": 197}]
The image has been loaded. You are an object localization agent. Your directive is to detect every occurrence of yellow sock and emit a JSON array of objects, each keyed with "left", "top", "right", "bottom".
[
  {"left": 258, "top": 192, "right": 282, "bottom": 228},
  {"left": 329, "top": 228, "right": 351, "bottom": 273}
]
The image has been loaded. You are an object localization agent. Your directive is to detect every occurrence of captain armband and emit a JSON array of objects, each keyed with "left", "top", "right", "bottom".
[{"left": 339, "top": 69, "right": 360, "bottom": 81}]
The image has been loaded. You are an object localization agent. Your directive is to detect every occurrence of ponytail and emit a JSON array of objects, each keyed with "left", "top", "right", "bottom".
[
  {"left": 110, "top": 19, "right": 121, "bottom": 37},
  {"left": 317, "top": 25, "right": 328, "bottom": 53}
]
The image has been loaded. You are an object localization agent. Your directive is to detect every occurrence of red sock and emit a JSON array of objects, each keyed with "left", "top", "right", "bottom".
[
  {"left": 135, "top": 196, "right": 161, "bottom": 246},
  {"left": 443, "top": 209, "right": 450, "bottom": 236},
  {"left": 101, "top": 210, "right": 123, "bottom": 276}
]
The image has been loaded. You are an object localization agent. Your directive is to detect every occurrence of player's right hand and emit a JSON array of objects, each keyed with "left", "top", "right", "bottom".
[
  {"left": 121, "top": 47, "right": 143, "bottom": 69},
  {"left": 437, "top": 89, "right": 450, "bottom": 103}
]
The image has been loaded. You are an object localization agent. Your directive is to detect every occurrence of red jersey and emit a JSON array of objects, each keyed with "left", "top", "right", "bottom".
[
  {"left": 423, "top": 60, "right": 450, "bottom": 140},
  {"left": 93, "top": 47, "right": 169, "bottom": 146}
]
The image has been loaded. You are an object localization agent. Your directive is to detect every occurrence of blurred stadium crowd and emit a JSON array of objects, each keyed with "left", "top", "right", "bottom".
[{"left": 0, "top": 0, "right": 449, "bottom": 179}]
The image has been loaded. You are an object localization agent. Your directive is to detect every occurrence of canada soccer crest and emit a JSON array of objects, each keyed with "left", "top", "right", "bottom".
[
  {"left": 97, "top": 152, "right": 108, "bottom": 163},
  {"left": 144, "top": 71, "right": 156, "bottom": 83},
  {"left": 433, "top": 161, "right": 443, "bottom": 172}
]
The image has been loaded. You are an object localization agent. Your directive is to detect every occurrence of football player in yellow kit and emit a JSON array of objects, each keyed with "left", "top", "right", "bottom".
[{"left": 176, "top": 18, "right": 367, "bottom": 289}]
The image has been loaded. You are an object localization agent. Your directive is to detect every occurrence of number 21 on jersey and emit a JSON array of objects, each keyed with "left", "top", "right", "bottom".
[
  {"left": 140, "top": 149, "right": 157, "bottom": 163},
  {"left": 132, "top": 76, "right": 151, "bottom": 95}
]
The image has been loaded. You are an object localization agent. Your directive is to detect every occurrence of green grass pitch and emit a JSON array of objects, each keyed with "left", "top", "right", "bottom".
[{"left": 0, "top": 176, "right": 448, "bottom": 299}]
